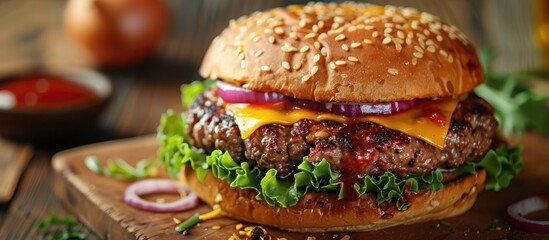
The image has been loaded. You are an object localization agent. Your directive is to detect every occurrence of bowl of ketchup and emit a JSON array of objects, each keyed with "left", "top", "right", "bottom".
[{"left": 0, "top": 65, "right": 112, "bottom": 141}]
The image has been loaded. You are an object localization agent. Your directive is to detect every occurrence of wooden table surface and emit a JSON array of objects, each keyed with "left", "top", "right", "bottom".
[{"left": 0, "top": 0, "right": 547, "bottom": 239}]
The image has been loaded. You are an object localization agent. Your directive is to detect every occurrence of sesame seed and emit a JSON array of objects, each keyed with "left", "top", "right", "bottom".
[
  {"left": 335, "top": 60, "right": 346, "bottom": 66},
  {"left": 313, "top": 53, "right": 320, "bottom": 63},
  {"left": 240, "top": 61, "right": 246, "bottom": 69},
  {"left": 264, "top": 28, "right": 273, "bottom": 34},
  {"left": 310, "top": 65, "right": 318, "bottom": 75},
  {"left": 440, "top": 49, "right": 448, "bottom": 57},
  {"left": 414, "top": 45, "right": 424, "bottom": 53},
  {"left": 299, "top": 19, "right": 307, "bottom": 28},
  {"left": 289, "top": 32, "right": 298, "bottom": 40},
  {"left": 384, "top": 23, "right": 394, "bottom": 28},
  {"left": 348, "top": 25, "right": 357, "bottom": 32},
  {"left": 341, "top": 44, "right": 349, "bottom": 51},
  {"left": 268, "top": 36, "right": 275, "bottom": 44},
  {"left": 348, "top": 56, "right": 358, "bottom": 62},
  {"left": 448, "top": 54, "right": 454, "bottom": 63},
  {"left": 314, "top": 41, "right": 321, "bottom": 49},
  {"left": 305, "top": 33, "right": 316, "bottom": 39},
  {"left": 212, "top": 226, "right": 221, "bottom": 230},
  {"left": 397, "top": 30, "right": 405, "bottom": 39},
  {"left": 393, "top": 38, "right": 404, "bottom": 44},
  {"left": 260, "top": 65, "right": 271, "bottom": 72},
  {"left": 437, "top": 35, "right": 442, "bottom": 42},
  {"left": 418, "top": 38, "right": 426, "bottom": 49},
  {"left": 449, "top": 32, "right": 456, "bottom": 39},
  {"left": 318, "top": 20, "right": 325, "bottom": 29},
  {"left": 255, "top": 49, "right": 265, "bottom": 57},
  {"left": 282, "top": 61, "right": 290, "bottom": 70},
  {"left": 384, "top": 28, "right": 393, "bottom": 34},
  {"left": 293, "top": 63, "right": 302, "bottom": 70},
  {"left": 405, "top": 37, "right": 412, "bottom": 45},
  {"left": 423, "top": 29, "right": 431, "bottom": 36},
  {"left": 321, "top": 47, "right": 327, "bottom": 56},
  {"left": 238, "top": 53, "right": 245, "bottom": 60},
  {"left": 332, "top": 22, "right": 340, "bottom": 29},
  {"left": 411, "top": 20, "right": 419, "bottom": 29},
  {"left": 427, "top": 45, "right": 436, "bottom": 53},
  {"left": 312, "top": 24, "right": 319, "bottom": 32},
  {"left": 413, "top": 52, "right": 424, "bottom": 58},
  {"left": 350, "top": 42, "right": 361, "bottom": 48},
  {"left": 426, "top": 39, "right": 435, "bottom": 46},
  {"left": 335, "top": 34, "right": 346, "bottom": 41},
  {"left": 363, "top": 39, "right": 373, "bottom": 44},
  {"left": 387, "top": 68, "right": 399, "bottom": 75},
  {"left": 364, "top": 25, "right": 374, "bottom": 30},
  {"left": 395, "top": 43, "right": 402, "bottom": 52},
  {"left": 301, "top": 74, "right": 311, "bottom": 82},
  {"left": 329, "top": 61, "right": 336, "bottom": 69},
  {"left": 300, "top": 46, "right": 310, "bottom": 53},
  {"left": 382, "top": 36, "right": 392, "bottom": 44},
  {"left": 372, "top": 31, "right": 380, "bottom": 38},
  {"left": 318, "top": 33, "right": 328, "bottom": 40},
  {"left": 252, "top": 36, "right": 261, "bottom": 42},
  {"left": 236, "top": 45, "right": 243, "bottom": 54},
  {"left": 281, "top": 44, "right": 298, "bottom": 52},
  {"left": 412, "top": 57, "right": 418, "bottom": 65},
  {"left": 393, "top": 16, "right": 405, "bottom": 23},
  {"left": 274, "top": 27, "right": 284, "bottom": 35},
  {"left": 334, "top": 16, "right": 345, "bottom": 23}
]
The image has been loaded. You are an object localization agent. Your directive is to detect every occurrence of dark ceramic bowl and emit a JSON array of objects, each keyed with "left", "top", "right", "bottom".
[{"left": 0, "top": 63, "right": 112, "bottom": 141}]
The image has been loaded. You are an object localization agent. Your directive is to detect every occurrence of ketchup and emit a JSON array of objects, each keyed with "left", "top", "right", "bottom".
[{"left": 0, "top": 74, "right": 99, "bottom": 110}]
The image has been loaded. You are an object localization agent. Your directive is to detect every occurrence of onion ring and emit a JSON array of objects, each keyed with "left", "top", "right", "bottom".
[
  {"left": 123, "top": 179, "right": 199, "bottom": 212},
  {"left": 507, "top": 192, "right": 549, "bottom": 233}
]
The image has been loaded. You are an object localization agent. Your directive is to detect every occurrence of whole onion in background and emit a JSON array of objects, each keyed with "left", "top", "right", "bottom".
[{"left": 64, "top": 0, "right": 169, "bottom": 67}]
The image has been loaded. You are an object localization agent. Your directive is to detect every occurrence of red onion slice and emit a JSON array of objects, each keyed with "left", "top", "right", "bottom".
[
  {"left": 123, "top": 179, "right": 199, "bottom": 212},
  {"left": 290, "top": 99, "right": 416, "bottom": 116},
  {"left": 216, "top": 80, "right": 416, "bottom": 115},
  {"left": 507, "top": 193, "right": 549, "bottom": 233},
  {"left": 216, "top": 81, "right": 288, "bottom": 104}
]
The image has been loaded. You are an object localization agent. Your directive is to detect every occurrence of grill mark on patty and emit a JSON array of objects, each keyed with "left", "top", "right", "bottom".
[{"left": 185, "top": 91, "right": 497, "bottom": 178}]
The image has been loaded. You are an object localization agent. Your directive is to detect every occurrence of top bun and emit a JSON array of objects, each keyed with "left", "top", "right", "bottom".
[{"left": 199, "top": 2, "right": 483, "bottom": 103}]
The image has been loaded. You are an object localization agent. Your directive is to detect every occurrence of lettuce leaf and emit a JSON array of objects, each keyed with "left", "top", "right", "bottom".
[
  {"left": 454, "top": 145, "right": 523, "bottom": 191},
  {"left": 181, "top": 79, "right": 215, "bottom": 108},
  {"left": 158, "top": 109, "right": 523, "bottom": 210}
]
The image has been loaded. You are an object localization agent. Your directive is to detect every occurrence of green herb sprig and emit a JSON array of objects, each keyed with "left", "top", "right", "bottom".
[
  {"left": 38, "top": 213, "right": 100, "bottom": 240},
  {"left": 85, "top": 156, "right": 159, "bottom": 180},
  {"left": 475, "top": 49, "right": 549, "bottom": 137}
]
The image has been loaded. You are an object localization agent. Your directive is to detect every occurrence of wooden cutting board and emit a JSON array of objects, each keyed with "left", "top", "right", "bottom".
[{"left": 52, "top": 134, "right": 549, "bottom": 240}]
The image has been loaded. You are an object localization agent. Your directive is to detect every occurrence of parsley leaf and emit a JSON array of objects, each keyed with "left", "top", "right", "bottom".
[{"left": 475, "top": 49, "right": 549, "bottom": 137}]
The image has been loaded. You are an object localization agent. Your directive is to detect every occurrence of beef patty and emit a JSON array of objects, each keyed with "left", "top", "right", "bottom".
[{"left": 185, "top": 91, "right": 497, "bottom": 178}]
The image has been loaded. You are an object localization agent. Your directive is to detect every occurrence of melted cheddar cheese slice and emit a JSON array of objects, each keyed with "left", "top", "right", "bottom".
[{"left": 226, "top": 98, "right": 459, "bottom": 149}]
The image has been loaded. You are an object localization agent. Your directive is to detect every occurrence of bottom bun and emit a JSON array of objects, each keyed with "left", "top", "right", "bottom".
[{"left": 181, "top": 164, "right": 486, "bottom": 232}]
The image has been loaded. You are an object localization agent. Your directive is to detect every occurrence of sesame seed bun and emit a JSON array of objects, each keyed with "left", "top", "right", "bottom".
[
  {"left": 180, "top": 164, "right": 486, "bottom": 232},
  {"left": 199, "top": 2, "right": 483, "bottom": 102}
]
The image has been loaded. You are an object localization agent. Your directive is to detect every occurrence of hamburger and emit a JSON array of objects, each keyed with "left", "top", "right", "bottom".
[{"left": 158, "top": 2, "right": 522, "bottom": 232}]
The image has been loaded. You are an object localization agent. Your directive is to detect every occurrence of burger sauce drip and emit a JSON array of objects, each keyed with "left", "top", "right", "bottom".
[
  {"left": 338, "top": 172, "right": 363, "bottom": 201},
  {"left": 0, "top": 74, "right": 99, "bottom": 110}
]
